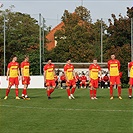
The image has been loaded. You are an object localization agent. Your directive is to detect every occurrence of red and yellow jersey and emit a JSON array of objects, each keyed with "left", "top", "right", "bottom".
[
  {"left": 8, "top": 62, "right": 19, "bottom": 77},
  {"left": 44, "top": 63, "right": 55, "bottom": 80},
  {"left": 129, "top": 62, "right": 133, "bottom": 78},
  {"left": 89, "top": 64, "right": 101, "bottom": 80},
  {"left": 64, "top": 64, "right": 74, "bottom": 80},
  {"left": 108, "top": 59, "right": 120, "bottom": 76},
  {"left": 21, "top": 61, "right": 30, "bottom": 77}
]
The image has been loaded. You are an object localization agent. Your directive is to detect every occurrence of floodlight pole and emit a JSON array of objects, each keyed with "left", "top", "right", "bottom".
[
  {"left": 131, "top": 18, "right": 133, "bottom": 61},
  {"left": 39, "top": 13, "right": 42, "bottom": 75},
  {"left": 101, "top": 18, "right": 103, "bottom": 63},
  {"left": 4, "top": 14, "right": 6, "bottom": 76},
  {"left": 81, "top": 0, "right": 83, "bottom": 6},
  {"left": 42, "top": 17, "right": 45, "bottom": 62}
]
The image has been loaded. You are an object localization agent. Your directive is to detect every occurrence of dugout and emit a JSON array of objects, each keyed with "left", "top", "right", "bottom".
[{"left": 43, "top": 62, "right": 108, "bottom": 75}]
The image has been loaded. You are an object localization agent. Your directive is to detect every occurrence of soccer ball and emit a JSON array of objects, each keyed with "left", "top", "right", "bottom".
[{"left": 0, "top": 3, "right": 3, "bottom": 8}]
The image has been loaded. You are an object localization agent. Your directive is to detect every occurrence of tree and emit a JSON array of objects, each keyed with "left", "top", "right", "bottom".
[
  {"left": 75, "top": 6, "right": 92, "bottom": 22},
  {"left": 104, "top": 7, "right": 132, "bottom": 85},
  {"left": 106, "top": 13, "right": 131, "bottom": 48},
  {"left": 50, "top": 6, "right": 105, "bottom": 62},
  {"left": 0, "top": 8, "right": 48, "bottom": 75}
]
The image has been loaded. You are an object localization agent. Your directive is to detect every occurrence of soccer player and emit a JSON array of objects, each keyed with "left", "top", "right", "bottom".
[
  {"left": 75, "top": 72, "right": 80, "bottom": 89},
  {"left": 64, "top": 58, "right": 76, "bottom": 99},
  {"left": 4, "top": 55, "right": 20, "bottom": 100},
  {"left": 80, "top": 73, "right": 87, "bottom": 88},
  {"left": 102, "top": 73, "right": 110, "bottom": 89},
  {"left": 107, "top": 54, "right": 122, "bottom": 100},
  {"left": 44, "top": 58, "right": 56, "bottom": 99},
  {"left": 89, "top": 59, "right": 101, "bottom": 100},
  {"left": 21, "top": 55, "right": 30, "bottom": 100},
  {"left": 128, "top": 61, "right": 133, "bottom": 99},
  {"left": 60, "top": 72, "right": 66, "bottom": 89}
]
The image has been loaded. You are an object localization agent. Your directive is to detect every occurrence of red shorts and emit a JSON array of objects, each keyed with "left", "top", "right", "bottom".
[
  {"left": 110, "top": 76, "right": 120, "bottom": 85},
  {"left": 89, "top": 79, "right": 98, "bottom": 88},
  {"left": 66, "top": 79, "right": 76, "bottom": 87},
  {"left": 129, "top": 78, "right": 133, "bottom": 85},
  {"left": 80, "top": 81, "right": 86, "bottom": 85},
  {"left": 22, "top": 77, "right": 30, "bottom": 85},
  {"left": 46, "top": 80, "right": 56, "bottom": 87},
  {"left": 9, "top": 77, "right": 19, "bottom": 86}
]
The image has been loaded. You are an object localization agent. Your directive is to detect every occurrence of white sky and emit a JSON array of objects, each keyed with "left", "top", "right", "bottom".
[{"left": 0, "top": 0, "right": 133, "bottom": 28}]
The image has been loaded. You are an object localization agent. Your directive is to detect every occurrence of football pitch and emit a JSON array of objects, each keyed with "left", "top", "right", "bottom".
[{"left": 0, "top": 88, "right": 133, "bottom": 133}]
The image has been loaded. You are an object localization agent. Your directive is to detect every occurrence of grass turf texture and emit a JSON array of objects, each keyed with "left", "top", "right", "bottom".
[{"left": 0, "top": 88, "right": 133, "bottom": 133}]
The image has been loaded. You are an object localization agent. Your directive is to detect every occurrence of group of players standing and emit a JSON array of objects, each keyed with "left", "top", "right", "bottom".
[{"left": 3, "top": 54, "right": 133, "bottom": 100}]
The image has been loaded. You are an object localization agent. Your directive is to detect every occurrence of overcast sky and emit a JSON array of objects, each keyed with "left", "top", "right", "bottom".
[{"left": 0, "top": 0, "right": 133, "bottom": 28}]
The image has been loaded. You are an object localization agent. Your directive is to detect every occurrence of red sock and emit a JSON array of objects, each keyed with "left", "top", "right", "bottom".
[
  {"left": 47, "top": 90, "right": 50, "bottom": 97},
  {"left": 22, "top": 89, "right": 27, "bottom": 95},
  {"left": 22, "top": 89, "right": 25, "bottom": 95},
  {"left": 118, "top": 86, "right": 121, "bottom": 96},
  {"left": 6, "top": 88, "right": 10, "bottom": 96},
  {"left": 66, "top": 89, "right": 71, "bottom": 96},
  {"left": 71, "top": 87, "right": 76, "bottom": 94},
  {"left": 129, "top": 88, "right": 132, "bottom": 96},
  {"left": 24, "top": 89, "right": 27, "bottom": 95},
  {"left": 94, "top": 89, "right": 97, "bottom": 97},
  {"left": 50, "top": 89, "right": 54, "bottom": 94},
  {"left": 90, "top": 89, "right": 93, "bottom": 98},
  {"left": 15, "top": 88, "right": 19, "bottom": 96},
  {"left": 110, "top": 85, "right": 113, "bottom": 97}
]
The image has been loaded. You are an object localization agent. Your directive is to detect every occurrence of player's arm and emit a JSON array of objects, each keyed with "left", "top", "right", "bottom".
[
  {"left": 6, "top": 68, "right": 10, "bottom": 80},
  {"left": 18, "top": 67, "right": 21, "bottom": 80},
  {"left": 88, "top": 65, "right": 91, "bottom": 80},
  {"left": 107, "top": 61, "right": 110, "bottom": 71},
  {"left": 21, "top": 65, "right": 24, "bottom": 80},
  {"left": 73, "top": 70, "right": 77, "bottom": 80},
  {"left": 128, "top": 63, "right": 131, "bottom": 71},
  {"left": 64, "top": 66, "right": 69, "bottom": 82},
  {"left": 20, "top": 63, "right": 24, "bottom": 80},
  {"left": 98, "top": 66, "right": 102, "bottom": 79},
  {"left": 99, "top": 70, "right": 102, "bottom": 79},
  {"left": 44, "top": 70, "right": 46, "bottom": 83},
  {"left": 53, "top": 68, "right": 56, "bottom": 77}
]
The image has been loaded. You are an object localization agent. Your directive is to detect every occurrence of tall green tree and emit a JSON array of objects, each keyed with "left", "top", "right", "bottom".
[
  {"left": 50, "top": 6, "right": 105, "bottom": 62},
  {"left": 104, "top": 7, "right": 132, "bottom": 85},
  {"left": 0, "top": 8, "right": 48, "bottom": 75}
]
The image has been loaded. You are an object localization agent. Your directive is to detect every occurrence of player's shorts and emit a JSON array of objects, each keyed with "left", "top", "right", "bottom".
[
  {"left": 22, "top": 76, "right": 30, "bottom": 85},
  {"left": 46, "top": 80, "right": 56, "bottom": 87},
  {"left": 9, "top": 77, "right": 19, "bottom": 86},
  {"left": 89, "top": 79, "right": 98, "bottom": 88},
  {"left": 110, "top": 76, "right": 120, "bottom": 85},
  {"left": 129, "top": 77, "right": 133, "bottom": 85},
  {"left": 66, "top": 79, "right": 76, "bottom": 87}
]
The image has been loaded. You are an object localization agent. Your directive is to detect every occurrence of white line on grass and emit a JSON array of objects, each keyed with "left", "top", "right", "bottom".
[{"left": 0, "top": 104, "right": 132, "bottom": 112}]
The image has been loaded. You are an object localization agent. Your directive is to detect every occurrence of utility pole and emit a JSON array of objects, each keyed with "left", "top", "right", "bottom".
[
  {"left": 4, "top": 14, "right": 6, "bottom": 75},
  {"left": 42, "top": 17, "right": 45, "bottom": 62},
  {"left": 101, "top": 18, "right": 103, "bottom": 63},
  {"left": 0, "top": 3, "right": 6, "bottom": 75},
  {"left": 39, "top": 13, "right": 42, "bottom": 75},
  {"left": 131, "top": 18, "right": 133, "bottom": 61}
]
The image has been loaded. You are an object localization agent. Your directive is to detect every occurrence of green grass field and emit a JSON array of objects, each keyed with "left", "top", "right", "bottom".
[{"left": 0, "top": 88, "right": 133, "bottom": 133}]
